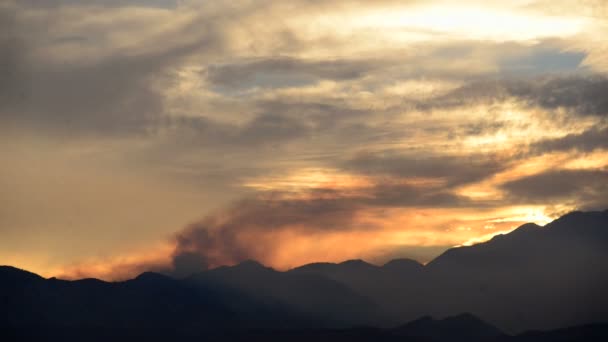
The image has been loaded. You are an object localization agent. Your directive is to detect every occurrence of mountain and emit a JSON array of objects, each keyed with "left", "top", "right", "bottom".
[
  {"left": 289, "top": 258, "right": 424, "bottom": 325},
  {"left": 0, "top": 266, "right": 235, "bottom": 341},
  {"left": 392, "top": 313, "right": 505, "bottom": 342},
  {"left": 422, "top": 210, "right": 608, "bottom": 332},
  {"left": 189, "top": 259, "right": 379, "bottom": 327},
  {"left": 289, "top": 210, "right": 608, "bottom": 332},
  {"left": 1, "top": 210, "right": 607, "bottom": 339},
  {"left": 514, "top": 323, "right": 608, "bottom": 342}
]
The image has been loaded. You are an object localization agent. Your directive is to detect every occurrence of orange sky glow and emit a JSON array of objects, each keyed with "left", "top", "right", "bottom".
[{"left": 1, "top": 0, "right": 607, "bottom": 280}]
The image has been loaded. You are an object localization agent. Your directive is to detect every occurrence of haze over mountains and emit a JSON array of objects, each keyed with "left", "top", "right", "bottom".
[{"left": 2, "top": 210, "right": 608, "bottom": 341}]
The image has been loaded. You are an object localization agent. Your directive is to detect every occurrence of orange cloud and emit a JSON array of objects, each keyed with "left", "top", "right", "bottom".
[{"left": 51, "top": 243, "right": 173, "bottom": 281}]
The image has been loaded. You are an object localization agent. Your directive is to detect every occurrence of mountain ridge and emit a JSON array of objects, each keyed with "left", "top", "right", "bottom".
[{"left": 2, "top": 209, "right": 607, "bottom": 337}]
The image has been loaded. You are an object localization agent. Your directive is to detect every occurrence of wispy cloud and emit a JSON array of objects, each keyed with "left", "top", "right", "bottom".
[{"left": 2, "top": 0, "right": 607, "bottom": 278}]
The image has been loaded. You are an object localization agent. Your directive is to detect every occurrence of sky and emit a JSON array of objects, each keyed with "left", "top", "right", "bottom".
[{"left": 1, "top": 0, "right": 607, "bottom": 280}]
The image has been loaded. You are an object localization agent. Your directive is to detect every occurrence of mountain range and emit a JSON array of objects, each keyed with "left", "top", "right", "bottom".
[{"left": 2, "top": 210, "right": 607, "bottom": 341}]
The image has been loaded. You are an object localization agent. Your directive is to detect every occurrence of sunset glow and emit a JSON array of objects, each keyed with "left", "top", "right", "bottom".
[{"left": 1, "top": 0, "right": 607, "bottom": 280}]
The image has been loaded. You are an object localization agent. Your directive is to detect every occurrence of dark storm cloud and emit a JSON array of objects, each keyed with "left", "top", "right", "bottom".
[
  {"left": 532, "top": 127, "right": 608, "bottom": 153},
  {"left": 343, "top": 152, "right": 506, "bottom": 187},
  {"left": 501, "top": 169, "right": 608, "bottom": 206},
  {"left": 507, "top": 76, "right": 608, "bottom": 117},
  {"left": 428, "top": 75, "right": 608, "bottom": 117},
  {"left": 206, "top": 57, "right": 378, "bottom": 90}
]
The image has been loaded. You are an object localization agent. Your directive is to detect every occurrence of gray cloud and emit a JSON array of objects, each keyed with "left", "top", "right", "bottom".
[
  {"left": 19, "top": 0, "right": 179, "bottom": 9},
  {"left": 170, "top": 195, "right": 363, "bottom": 276},
  {"left": 168, "top": 184, "right": 474, "bottom": 277},
  {"left": 4, "top": 0, "right": 608, "bottom": 279},
  {"left": 366, "top": 183, "right": 474, "bottom": 208},
  {"left": 0, "top": 9, "right": 222, "bottom": 136},
  {"left": 532, "top": 127, "right": 608, "bottom": 153},
  {"left": 502, "top": 169, "right": 608, "bottom": 207},
  {"left": 237, "top": 113, "right": 311, "bottom": 146},
  {"left": 343, "top": 152, "right": 506, "bottom": 187},
  {"left": 499, "top": 47, "right": 585, "bottom": 75},
  {"left": 164, "top": 112, "right": 310, "bottom": 149},
  {"left": 206, "top": 57, "right": 378, "bottom": 91},
  {"left": 0, "top": 4, "right": 24, "bottom": 110},
  {"left": 168, "top": 172, "right": 493, "bottom": 276},
  {"left": 254, "top": 100, "right": 372, "bottom": 126},
  {"left": 428, "top": 75, "right": 608, "bottom": 117},
  {"left": 507, "top": 76, "right": 608, "bottom": 117}
]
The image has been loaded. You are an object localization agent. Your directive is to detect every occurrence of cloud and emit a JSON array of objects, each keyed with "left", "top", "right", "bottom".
[
  {"left": 365, "top": 183, "right": 474, "bottom": 208},
  {"left": 169, "top": 195, "right": 364, "bottom": 276},
  {"left": 0, "top": 4, "right": 24, "bottom": 110},
  {"left": 501, "top": 169, "right": 608, "bottom": 207},
  {"left": 206, "top": 57, "right": 379, "bottom": 92},
  {"left": 4, "top": 0, "right": 608, "bottom": 280},
  {"left": 54, "top": 243, "right": 173, "bottom": 281},
  {"left": 168, "top": 171, "right": 496, "bottom": 277},
  {"left": 0, "top": 4, "right": 223, "bottom": 137},
  {"left": 507, "top": 76, "right": 608, "bottom": 117},
  {"left": 428, "top": 75, "right": 608, "bottom": 117},
  {"left": 342, "top": 152, "right": 506, "bottom": 187},
  {"left": 19, "top": 0, "right": 179, "bottom": 9},
  {"left": 163, "top": 112, "right": 311, "bottom": 150},
  {"left": 532, "top": 127, "right": 608, "bottom": 153},
  {"left": 499, "top": 46, "right": 585, "bottom": 74}
]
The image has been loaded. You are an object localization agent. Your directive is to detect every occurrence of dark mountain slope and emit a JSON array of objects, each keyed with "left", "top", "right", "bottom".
[
  {"left": 285, "top": 210, "right": 608, "bottom": 332},
  {"left": 189, "top": 260, "right": 380, "bottom": 327},
  {"left": 514, "top": 323, "right": 608, "bottom": 342},
  {"left": 392, "top": 313, "right": 505, "bottom": 342},
  {"left": 289, "top": 258, "right": 425, "bottom": 324},
  {"left": 0, "top": 267, "right": 234, "bottom": 340},
  {"left": 423, "top": 210, "right": 608, "bottom": 332},
  {"left": 1, "top": 210, "right": 607, "bottom": 338}
]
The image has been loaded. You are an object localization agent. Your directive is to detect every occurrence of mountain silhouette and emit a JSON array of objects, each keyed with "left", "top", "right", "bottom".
[
  {"left": 290, "top": 210, "right": 608, "bottom": 332},
  {"left": 391, "top": 313, "right": 505, "bottom": 342},
  {"left": 422, "top": 210, "right": 608, "bottom": 332},
  {"left": 1, "top": 210, "right": 608, "bottom": 340},
  {"left": 289, "top": 258, "right": 424, "bottom": 324},
  {"left": 189, "top": 259, "right": 379, "bottom": 327}
]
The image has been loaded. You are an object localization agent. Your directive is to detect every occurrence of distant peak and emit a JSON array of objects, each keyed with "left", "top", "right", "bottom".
[
  {"left": 135, "top": 272, "right": 172, "bottom": 282},
  {"left": 234, "top": 259, "right": 269, "bottom": 270},
  {"left": 550, "top": 210, "right": 608, "bottom": 225},
  {"left": 487, "top": 222, "right": 542, "bottom": 242},
  {"left": 0, "top": 265, "right": 44, "bottom": 281},
  {"left": 544, "top": 209, "right": 608, "bottom": 237},
  {"left": 290, "top": 262, "right": 335, "bottom": 272},
  {"left": 511, "top": 222, "right": 542, "bottom": 234},
  {"left": 382, "top": 258, "right": 423, "bottom": 270},
  {"left": 409, "top": 315, "right": 434, "bottom": 324},
  {"left": 445, "top": 312, "right": 481, "bottom": 322},
  {"left": 339, "top": 259, "right": 375, "bottom": 267},
  {"left": 519, "top": 222, "right": 542, "bottom": 229}
]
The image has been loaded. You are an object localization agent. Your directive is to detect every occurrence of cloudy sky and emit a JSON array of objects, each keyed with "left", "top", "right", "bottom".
[{"left": 1, "top": 0, "right": 607, "bottom": 280}]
